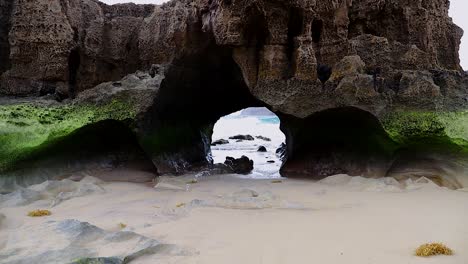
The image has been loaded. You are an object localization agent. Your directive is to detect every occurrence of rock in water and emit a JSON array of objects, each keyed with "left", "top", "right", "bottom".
[
  {"left": 255, "top": 136, "right": 271, "bottom": 141},
  {"left": 229, "top": 135, "right": 255, "bottom": 141},
  {"left": 211, "top": 139, "right": 229, "bottom": 146},
  {"left": 224, "top": 156, "right": 254, "bottom": 174},
  {"left": 257, "top": 146, "right": 267, "bottom": 152}
]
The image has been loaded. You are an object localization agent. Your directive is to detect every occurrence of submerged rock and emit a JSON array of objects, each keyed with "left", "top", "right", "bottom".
[
  {"left": 255, "top": 136, "right": 271, "bottom": 142},
  {"left": 229, "top": 135, "right": 254, "bottom": 141},
  {"left": 211, "top": 139, "right": 229, "bottom": 146},
  {"left": 224, "top": 156, "right": 254, "bottom": 174}
]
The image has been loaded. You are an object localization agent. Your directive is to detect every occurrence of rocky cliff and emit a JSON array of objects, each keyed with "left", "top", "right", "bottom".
[{"left": 0, "top": 0, "right": 467, "bottom": 187}]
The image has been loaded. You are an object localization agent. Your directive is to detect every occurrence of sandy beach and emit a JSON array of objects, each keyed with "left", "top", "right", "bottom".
[{"left": 1, "top": 171, "right": 467, "bottom": 264}]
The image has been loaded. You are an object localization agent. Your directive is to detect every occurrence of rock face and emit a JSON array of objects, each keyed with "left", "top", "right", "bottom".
[
  {"left": 0, "top": 0, "right": 467, "bottom": 185},
  {"left": 0, "top": 0, "right": 158, "bottom": 96}
]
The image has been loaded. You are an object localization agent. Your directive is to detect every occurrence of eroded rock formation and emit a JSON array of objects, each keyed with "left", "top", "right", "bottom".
[{"left": 0, "top": 0, "right": 467, "bottom": 187}]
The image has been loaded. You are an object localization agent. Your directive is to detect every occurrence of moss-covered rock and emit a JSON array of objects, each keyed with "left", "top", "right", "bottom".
[
  {"left": 0, "top": 71, "right": 163, "bottom": 175},
  {"left": 0, "top": 100, "right": 137, "bottom": 172},
  {"left": 381, "top": 110, "right": 468, "bottom": 152}
]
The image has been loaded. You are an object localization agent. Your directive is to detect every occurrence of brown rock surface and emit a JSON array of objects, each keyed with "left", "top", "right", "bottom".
[{"left": 0, "top": 0, "right": 467, "bottom": 181}]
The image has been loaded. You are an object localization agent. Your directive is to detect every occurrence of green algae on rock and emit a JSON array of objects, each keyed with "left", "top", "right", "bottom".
[
  {"left": 381, "top": 110, "right": 468, "bottom": 151},
  {"left": 0, "top": 71, "right": 163, "bottom": 174},
  {"left": 0, "top": 100, "right": 137, "bottom": 172}
]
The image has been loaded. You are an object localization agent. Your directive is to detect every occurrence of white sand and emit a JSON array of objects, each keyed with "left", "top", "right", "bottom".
[{"left": 1, "top": 172, "right": 468, "bottom": 263}]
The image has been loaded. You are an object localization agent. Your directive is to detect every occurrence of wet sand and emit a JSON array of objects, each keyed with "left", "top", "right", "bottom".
[{"left": 1, "top": 172, "right": 468, "bottom": 263}]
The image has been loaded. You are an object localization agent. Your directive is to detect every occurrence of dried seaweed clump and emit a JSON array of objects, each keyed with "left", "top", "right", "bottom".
[
  {"left": 27, "top": 209, "right": 52, "bottom": 217},
  {"left": 415, "top": 243, "right": 453, "bottom": 257}
]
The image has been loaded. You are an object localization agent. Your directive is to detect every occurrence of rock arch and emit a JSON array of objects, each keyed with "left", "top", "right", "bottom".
[
  {"left": 137, "top": 44, "right": 266, "bottom": 174},
  {"left": 0, "top": 0, "right": 467, "bottom": 187}
]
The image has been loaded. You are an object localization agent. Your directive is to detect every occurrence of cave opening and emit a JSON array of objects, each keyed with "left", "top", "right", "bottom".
[
  {"left": 139, "top": 42, "right": 266, "bottom": 174},
  {"left": 67, "top": 48, "right": 81, "bottom": 98},
  {"left": 280, "top": 107, "right": 398, "bottom": 179},
  {"left": 311, "top": 19, "right": 323, "bottom": 44},
  {"left": 287, "top": 7, "right": 304, "bottom": 78},
  {"left": 9, "top": 119, "right": 157, "bottom": 185},
  {"left": 245, "top": 5, "right": 269, "bottom": 49},
  {"left": 211, "top": 107, "right": 286, "bottom": 178},
  {"left": 243, "top": 4, "right": 269, "bottom": 76}
]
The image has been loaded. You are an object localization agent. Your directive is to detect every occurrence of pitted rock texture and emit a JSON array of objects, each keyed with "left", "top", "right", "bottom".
[
  {"left": 0, "top": 0, "right": 467, "bottom": 180},
  {"left": 0, "top": 0, "right": 464, "bottom": 107}
]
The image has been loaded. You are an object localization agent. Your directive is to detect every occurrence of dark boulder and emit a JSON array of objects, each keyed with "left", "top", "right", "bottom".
[
  {"left": 211, "top": 139, "right": 229, "bottom": 146},
  {"left": 229, "top": 135, "right": 254, "bottom": 141},
  {"left": 257, "top": 146, "right": 267, "bottom": 152},
  {"left": 224, "top": 156, "right": 254, "bottom": 174}
]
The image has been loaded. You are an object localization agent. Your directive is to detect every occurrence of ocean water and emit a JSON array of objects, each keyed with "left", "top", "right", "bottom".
[{"left": 211, "top": 108, "right": 285, "bottom": 179}]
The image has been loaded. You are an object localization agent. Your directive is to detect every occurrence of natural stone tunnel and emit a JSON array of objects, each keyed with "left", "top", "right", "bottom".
[
  {"left": 210, "top": 107, "right": 286, "bottom": 176},
  {"left": 137, "top": 43, "right": 265, "bottom": 174}
]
